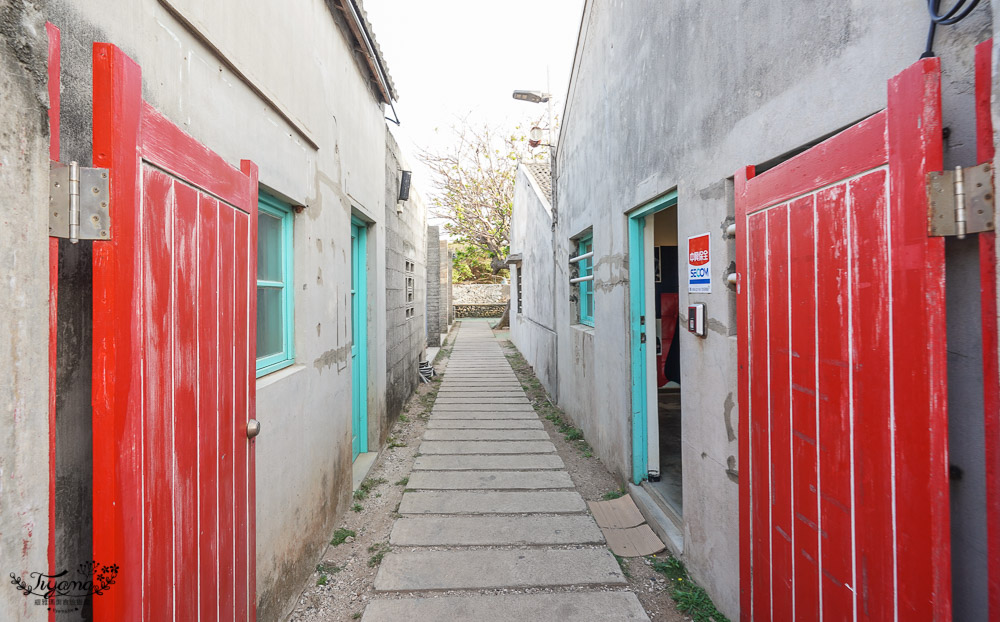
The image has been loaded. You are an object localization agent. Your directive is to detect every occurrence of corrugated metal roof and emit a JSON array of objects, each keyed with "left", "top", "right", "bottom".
[{"left": 524, "top": 161, "right": 552, "bottom": 204}]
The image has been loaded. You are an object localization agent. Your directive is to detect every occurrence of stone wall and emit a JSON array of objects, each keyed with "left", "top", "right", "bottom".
[
  {"left": 453, "top": 283, "right": 510, "bottom": 304},
  {"left": 454, "top": 304, "right": 507, "bottom": 318}
]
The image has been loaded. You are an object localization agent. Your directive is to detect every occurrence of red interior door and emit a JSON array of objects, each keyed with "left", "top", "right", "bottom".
[
  {"left": 91, "top": 43, "right": 258, "bottom": 621},
  {"left": 736, "top": 58, "right": 950, "bottom": 621}
]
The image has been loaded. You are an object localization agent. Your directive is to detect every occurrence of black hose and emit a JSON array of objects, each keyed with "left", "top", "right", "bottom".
[{"left": 921, "top": 0, "right": 983, "bottom": 58}]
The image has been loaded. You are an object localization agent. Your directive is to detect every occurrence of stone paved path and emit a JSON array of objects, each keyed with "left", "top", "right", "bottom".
[{"left": 362, "top": 322, "right": 650, "bottom": 621}]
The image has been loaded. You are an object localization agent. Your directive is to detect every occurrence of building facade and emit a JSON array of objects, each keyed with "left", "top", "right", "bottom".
[
  {"left": 0, "top": 0, "right": 428, "bottom": 619},
  {"left": 511, "top": 1, "right": 999, "bottom": 619}
]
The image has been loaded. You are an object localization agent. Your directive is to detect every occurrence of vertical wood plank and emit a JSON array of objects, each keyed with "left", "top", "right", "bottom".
[
  {"left": 887, "top": 57, "right": 951, "bottom": 620},
  {"left": 218, "top": 205, "right": 237, "bottom": 621},
  {"left": 788, "top": 195, "right": 820, "bottom": 619},
  {"left": 815, "top": 183, "right": 855, "bottom": 620},
  {"left": 173, "top": 183, "right": 200, "bottom": 621},
  {"left": 766, "top": 205, "right": 793, "bottom": 622},
  {"left": 198, "top": 196, "right": 220, "bottom": 622},
  {"left": 975, "top": 39, "right": 1000, "bottom": 620},
  {"left": 242, "top": 159, "right": 259, "bottom": 622},
  {"left": 849, "top": 170, "right": 896, "bottom": 620},
  {"left": 45, "top": 27, "right": 59, "bottom": 621},
  {"left": 735, "top": 165, "right": 754, "bottom": 622},
  {"left": 92, "top": 43, "right": 144, "bottom": 622},
  {"left": 233, "top": 210, "right": 250, "bottom": 621},
  {"left": 142, "top": 168, "right": 175, "bottom": 621},
  {"left": 747, "top": 211, "right": 771, "bottom": 621}
]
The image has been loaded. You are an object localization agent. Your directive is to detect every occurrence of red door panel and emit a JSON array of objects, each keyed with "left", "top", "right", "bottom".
[
  {"left": 91, "top": 43, "right": 258, "bottom": 621},
  {"left": 975, "top": 39, "right": 1000, "bottom": 618},
  {"left": 736, "top": 58, "right": 950, "bottom": 620}
]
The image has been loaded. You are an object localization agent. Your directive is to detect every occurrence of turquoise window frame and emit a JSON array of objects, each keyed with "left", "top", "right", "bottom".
[
  {"left": 578, "top": 235, "right": 594, "bottom": 327},
  {"left": 256, "top": 193, "right": 295, "bottom": 377}
]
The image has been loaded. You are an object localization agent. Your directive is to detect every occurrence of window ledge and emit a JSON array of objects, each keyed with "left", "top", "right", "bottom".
[
  {"left": 256, "top": 363, "right": 306, "bottom": 390},
  {"left": 571, "top": 323, "right": 595, "bottom": 335}
]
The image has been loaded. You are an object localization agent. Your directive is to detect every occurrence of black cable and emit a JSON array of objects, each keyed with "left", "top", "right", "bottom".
[
  {"left": 928, "top": 0, "right": 981, "bottom": 25},
  {"left": 921, "top": 0, "right": 983, "bottom": 58}
]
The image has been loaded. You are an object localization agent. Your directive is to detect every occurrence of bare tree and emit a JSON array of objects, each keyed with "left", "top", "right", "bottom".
[{"left": 418, "top": 119, "right": 545, "bottom": 274}]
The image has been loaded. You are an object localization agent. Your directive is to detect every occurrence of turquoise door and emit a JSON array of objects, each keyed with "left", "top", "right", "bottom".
[
  {"left": 351, "top": 219, "right": 368, "bottom": 461},
  {"left": 628, "top": 191, "right": 677, "bottom": 483}
]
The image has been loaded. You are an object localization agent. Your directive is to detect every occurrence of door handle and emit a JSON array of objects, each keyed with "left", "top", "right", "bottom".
[{"left": 247, "top": 419, "right": 261, "bottom": 439}]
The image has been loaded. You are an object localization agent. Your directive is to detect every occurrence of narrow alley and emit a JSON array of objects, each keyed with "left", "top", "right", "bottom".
[
  {"left": 4, "top": 2, "right": 999, "bottom": 621},
  {"left": 362, "top": 321, "right": 646, "bottom": 620}
]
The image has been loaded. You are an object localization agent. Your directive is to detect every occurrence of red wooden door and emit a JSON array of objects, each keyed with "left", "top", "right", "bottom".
[
  {"left": 91, "top": 43, "right": 258, "bottom": 621},
  {"left": 736, "top": 58, "right": 950, "bottom": 621},
  {"left": 975, "top": 39, "right": 1000, "bottom": 619}
]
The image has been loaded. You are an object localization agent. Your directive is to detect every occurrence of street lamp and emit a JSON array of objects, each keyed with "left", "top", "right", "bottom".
[
  {"left": 512, "top": 90, "right": 555, "bottom": 150},
  {"left": 512, "top": 90, "right": 551, "bottom": 104}
]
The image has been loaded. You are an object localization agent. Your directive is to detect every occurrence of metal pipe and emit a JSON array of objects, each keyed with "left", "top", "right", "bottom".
[
  {"left": 569, "top": 275, "right": 594, "bottom": 284},
  {"left": 569, "top": 251, "right": 594, "bottom": 264}
]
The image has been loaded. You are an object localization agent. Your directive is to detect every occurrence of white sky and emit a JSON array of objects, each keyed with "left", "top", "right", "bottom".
[{"left": 361, "top": 0, "right": 585, "bottom": 210}]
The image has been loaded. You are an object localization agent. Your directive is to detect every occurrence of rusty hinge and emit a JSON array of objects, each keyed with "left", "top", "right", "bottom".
[
  {"left": 49, "top": 161, "right": 111, "bottom": 243},
  {"left": 927, "top": 162, "right": 994, "bottom": 238}
]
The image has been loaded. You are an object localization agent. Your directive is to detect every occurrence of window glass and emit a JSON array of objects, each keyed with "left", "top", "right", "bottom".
[
  {"left": 258, "top": 211, "right": 283, "bottom": 283},
  {"left": 256, "top": 192, "right": 295, "bottom": 376}
]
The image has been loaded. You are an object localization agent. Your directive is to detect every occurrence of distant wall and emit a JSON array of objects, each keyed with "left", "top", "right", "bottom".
[
  {"left": 454, "top": 304, "right": 507, "bottom": 318},
  {"left": 453, "top": 283, "right": 509, "bottom": 304}
]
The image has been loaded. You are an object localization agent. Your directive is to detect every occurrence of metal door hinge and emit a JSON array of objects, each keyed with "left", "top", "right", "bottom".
[
  {"left": 927, "top": 162, "right": 994, "bottom": 238},
  {"left": 50, "top": 161, "right": 111, "bottom": 243}
]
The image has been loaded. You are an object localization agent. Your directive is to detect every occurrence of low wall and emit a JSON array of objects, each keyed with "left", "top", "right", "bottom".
[
  {"left": 453, "top": 283, "right": 509, "bottom": 304},
  {"left": 455, "top": 303, "right": 507, "bottom": 318}
]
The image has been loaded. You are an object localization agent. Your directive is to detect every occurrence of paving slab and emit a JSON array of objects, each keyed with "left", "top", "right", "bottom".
[
  {"left": 426, "top": 418, "right": 543, "bottom": 429},
  {"left": 434, "top": 398, "right": 529, "bottom": 406},
  {"left": 412, "top": 454, "right": 564, "bottom": 470},
  {"left": 373, "top": 548, "right": 626, "bottom": 591},
  {"left": 432, "top": 403, "right": 536, "bottom": 412},
  {"left": 398, "top": 490, "right": 586, "bottom": 514},
  {"left": 362, "top": 592, "right": 649, "bottom": 622},
  {"left": 389, "top": 514, "right": 604, "bottom": 546},
  {"left": 407, "top": 470, "right": 574, "bottom": 490},
  {"left": 431, "top": 411, "right": 538, "bottom": 420},
  {"left": 422, "top": 429, "right": 548, "bottom": 441},
  {"left": 419, "top": 440, "right": 555, "bottom": 454},
  {"left": 435, "top": 394, "right": 526, "bottom": 400}
]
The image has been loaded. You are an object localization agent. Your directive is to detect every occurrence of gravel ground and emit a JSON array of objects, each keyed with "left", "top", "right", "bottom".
[{"left": 285, "top": 322, "right": 691, "bottom": 621}]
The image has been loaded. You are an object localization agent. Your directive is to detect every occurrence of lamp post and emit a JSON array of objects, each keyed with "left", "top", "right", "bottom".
[{"left": 512, "top": 90, "right": 554, "bottom": 152}]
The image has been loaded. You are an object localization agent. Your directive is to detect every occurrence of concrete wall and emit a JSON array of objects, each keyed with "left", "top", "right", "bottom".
[
  {"left": 383, "top": 129, "right": 427, "bottom": 436},
  {"left": 554, "top": 1, "right": 993, "bottom": 618},
  {"left": 22, "top": 0, "right": 399, "bottom": 619},
  {"left": 510, "top": 163, "right": 559, "bottom": 399},
  {"left": 0, "top": 2, "right": 51, "bottom": 619},
  {"left": 425, "top": 225, "right": 442, "bottom": 346}
]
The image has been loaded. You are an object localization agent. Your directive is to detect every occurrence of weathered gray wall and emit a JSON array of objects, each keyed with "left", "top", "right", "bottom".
[
  {"left": 29, "top": 0, "right": 394, "bottom": 619},
  {"left": 510, "top": 163, "right": 558, "bottom": 399},
  {"left": 0, "top": 2, "right": 51, "bottom": 619},
  {"left": 555, "top": 1, "right": 993, "bottom": 618},
  {"left": 383, "top": 128, "right": 427, "bottom": 438},
  {"left": 426, "top": 225, "right": 442, "bottom": 346}
]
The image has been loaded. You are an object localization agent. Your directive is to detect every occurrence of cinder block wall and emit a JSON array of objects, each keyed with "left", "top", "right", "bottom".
[
  {"left": 426, "top": 225, "right": 441, "bottom": 346},
  {"left": 383, "top": 129, "right": 427, "bottom": 434}
]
